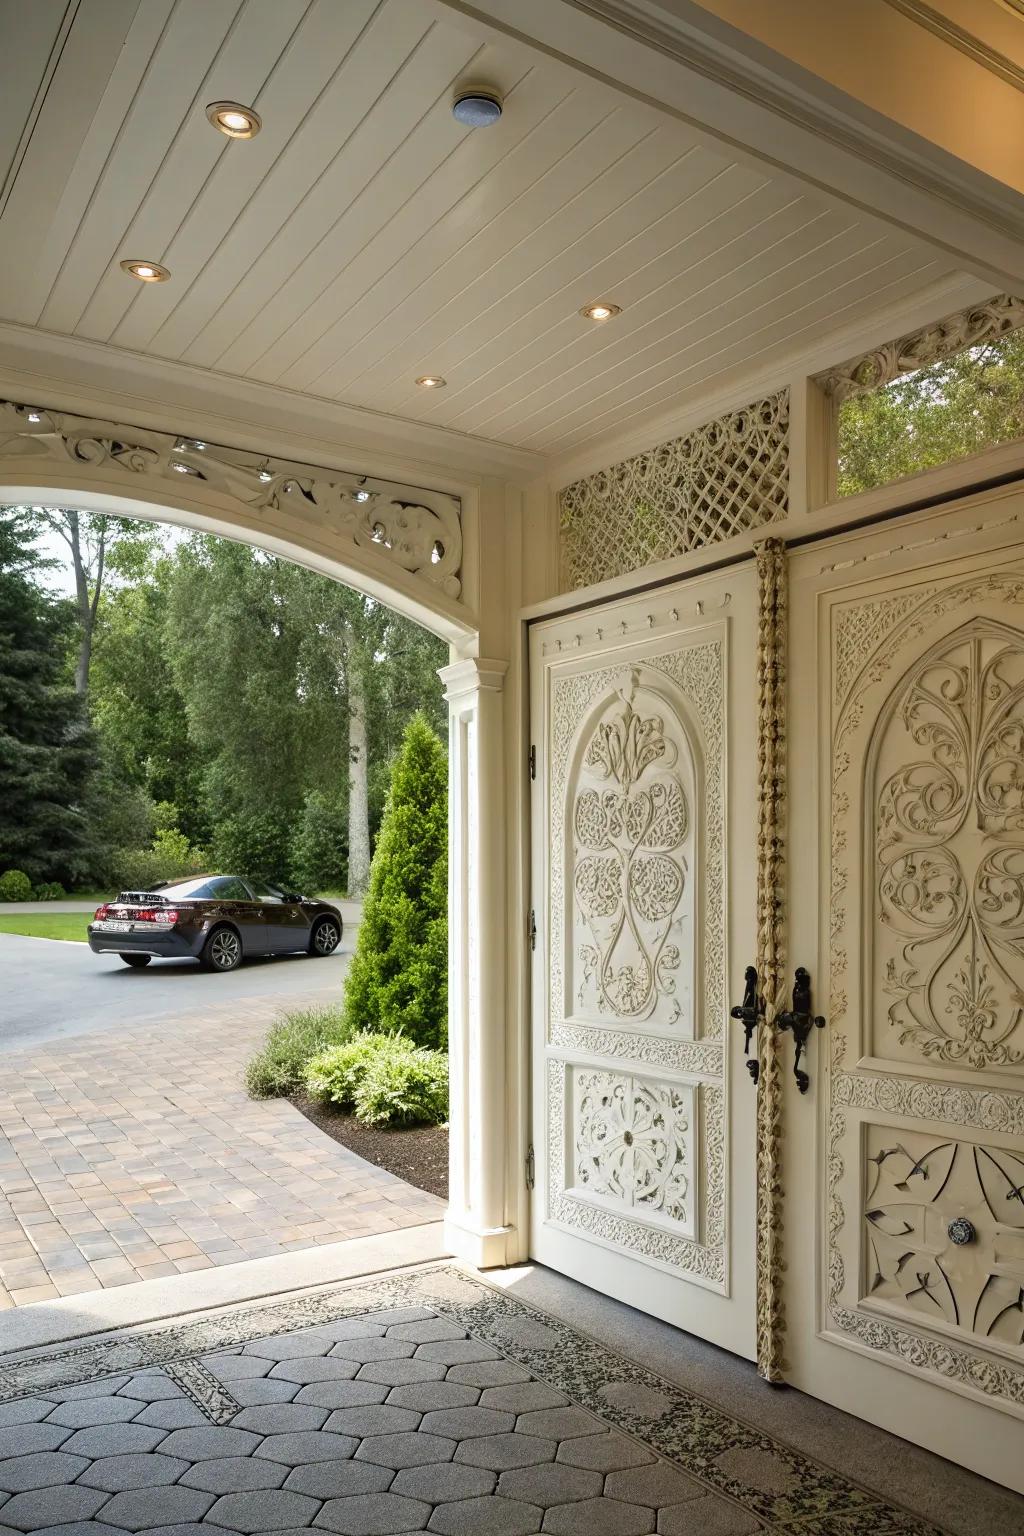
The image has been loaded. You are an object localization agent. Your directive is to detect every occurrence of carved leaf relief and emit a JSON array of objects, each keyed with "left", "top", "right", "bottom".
[
  {"left": 864, "top": 1127, "right": 1024, "bottom": 1351},
  {"left": 572, "top": 1069, "right": 695, "bottom": 1233},
  {"left": 569, "top": 676, "right": 693, "bottom": 1028},
  {"left": 872, "top": 625, "right": 1024, "bottom": 1068}
]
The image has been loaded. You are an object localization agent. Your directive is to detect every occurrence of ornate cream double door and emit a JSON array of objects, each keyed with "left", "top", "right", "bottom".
[
  {"left": 528, "top": 561, "right": 759, "bottom": 1358},
  {"left": 530, "top": 491, "right": 1024, "bottom": 1490},
  {"left": 785, "top": 492, "right": 1024, "bottom": 1490}
]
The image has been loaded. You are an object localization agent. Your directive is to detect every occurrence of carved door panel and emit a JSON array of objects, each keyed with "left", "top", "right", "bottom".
[
  {"left": 786, "top": 494, "right": 1024, "bottom": 1491},
  {"left": 529, "top": 564, "right": 757, "bottom": 1357}
]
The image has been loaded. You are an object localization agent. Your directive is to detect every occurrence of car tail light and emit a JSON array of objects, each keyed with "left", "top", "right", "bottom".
[
  {"left": 134, "top": 907, "right": 178, "bottom": 924},
  {"left": 94, "top": 904, "right": 109, "bottom": 920}
]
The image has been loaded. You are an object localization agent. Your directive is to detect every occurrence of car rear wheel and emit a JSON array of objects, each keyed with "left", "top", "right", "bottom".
[
  {"left": 202, "top": 925, "right": 242, "bottom": 972},
  {"left": 309, "top": 915, "right": 341, "bottom": 956},
  {"left": 119, "top": 953, "right": 152, "bottom": 969}
]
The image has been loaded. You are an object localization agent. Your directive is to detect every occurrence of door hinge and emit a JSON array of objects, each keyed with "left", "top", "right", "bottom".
[
  {"left": 529, "top": 744, "right": 536, "bottom": 780},
  {"left": 525, "top": 1144, "right": 535, "bottom": 1190},
  {"left": 528, "top": 908, "right": 537, "bottom": 951}
]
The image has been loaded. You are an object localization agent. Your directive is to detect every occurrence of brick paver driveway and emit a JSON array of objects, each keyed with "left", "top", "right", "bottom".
[{"left": 0, "top": 994, "right": 443, "bottom": 1307}]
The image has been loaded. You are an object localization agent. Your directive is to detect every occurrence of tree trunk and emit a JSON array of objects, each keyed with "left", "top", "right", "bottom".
[
  {"left": 66, "top": 511, "right": 104, "bottom": 697},
  {"left": 346, "top": 646, "right": 371, "bottom": 897}
]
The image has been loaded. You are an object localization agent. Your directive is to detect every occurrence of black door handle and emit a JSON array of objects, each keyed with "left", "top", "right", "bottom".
[
  {"left": 776, "top": 967, "right": 826, "bottom": 1093},
  {"left": 730, "top": 965, "right": 763, "bottom": 1085}
]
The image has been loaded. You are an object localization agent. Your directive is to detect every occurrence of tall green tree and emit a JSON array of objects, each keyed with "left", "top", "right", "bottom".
[
  {"left": 283, "top": 567, "right": 384, "bottom": 898},
  {"left": 342, "top": 713, "right": 448, "bottom": 1048},
  {"left": 36, "top": 509, "right": 157, "bottom": 696},
  {"left": 90, "top": 548, "right": 209, "bottom": 845},
  {"left": 164, "top": 538, "right": 315, "bottom": 851},
  {"left": 0, "top": 507, "right": 100, "bottom": 884}
]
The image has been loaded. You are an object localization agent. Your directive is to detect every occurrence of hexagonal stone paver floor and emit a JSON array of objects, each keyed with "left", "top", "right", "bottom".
[{"left": 0, "top": 1267, "right": 953, "bottom": 1536}]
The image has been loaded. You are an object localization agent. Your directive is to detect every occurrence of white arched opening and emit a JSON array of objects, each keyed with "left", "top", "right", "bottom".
[{"left": 0, "top": 395, "right": 513, "bottom": 1271}]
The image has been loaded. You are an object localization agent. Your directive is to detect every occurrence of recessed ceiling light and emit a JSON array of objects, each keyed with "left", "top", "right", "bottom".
[
  {"left": 206, "top": 101, "right": 262, "bottom": 138},
  {"left": 580, "top": 301, "right": 621, "bottom": 321},
  {"left": 452, "top": 91, "right": 502, "bottom": 127},
  {"left": 355, "top": 489, "right": 371, "bottom": 502},
  {"left": 415, "top": 374, "right": 446, "bottom": 389},
  {"left": 120, "top": 259, "right": 170, "bottom": 282}
]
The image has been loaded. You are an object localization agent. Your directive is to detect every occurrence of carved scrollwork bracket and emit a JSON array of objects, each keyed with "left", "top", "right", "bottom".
[
  {"left": 815, "top": 294, "right": 1024, "bottom": 406},
  {"left": 0, "top": 398, "right": 463, "bottom": 599}
]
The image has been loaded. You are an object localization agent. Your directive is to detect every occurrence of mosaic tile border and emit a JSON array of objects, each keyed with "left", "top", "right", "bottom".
[
  {"left": 0, "top": 1263, "right": 948, "bottom": 1535},
  {"left": 163, "top": 1358, "right": 240, "bottom": 1424}
]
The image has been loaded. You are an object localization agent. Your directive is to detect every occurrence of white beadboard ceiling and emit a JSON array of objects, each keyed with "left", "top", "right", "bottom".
[{"left": 0, "top": 0, "right": 954, "bottom": 458}]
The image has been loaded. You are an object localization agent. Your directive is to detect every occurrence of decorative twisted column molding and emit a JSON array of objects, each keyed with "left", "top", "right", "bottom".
[
  {"left": 754, "top": 538, "right": 788, "bottom": 1383},
  {"left": 0, "top": 396, "right": 463, "bottom": 604},
  {"left": 440, "top": 657, "right": 512, "bottom": 1267},
  {"left": 815, "top": 293, "right": 1024, "bottom": 404}
]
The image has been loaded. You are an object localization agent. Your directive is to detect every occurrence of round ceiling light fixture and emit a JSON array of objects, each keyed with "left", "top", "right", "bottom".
[
  {"left": 206, "top": 101, "right": 262, "bottom": 139},
  {"left": 452, "top": 90, "right": 502, "bottom": 127},
  {"left": 580, "top": 301, "right": 621, "bottom": 321},
  {"left": 120, "top": 259, "right": 171, "bottom": 282},
  {"left": 415, "top": 374, "right": 447, "bottom": 389}
]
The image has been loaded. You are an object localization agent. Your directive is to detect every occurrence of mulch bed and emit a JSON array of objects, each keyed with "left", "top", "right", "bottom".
[{"left": 290, "top": 1094, "right": 449, "bottom": 1199}]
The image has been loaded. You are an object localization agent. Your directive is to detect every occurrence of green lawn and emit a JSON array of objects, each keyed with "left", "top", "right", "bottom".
[{"left": 0, "top": 913, "right": 91, "bottom": 942}]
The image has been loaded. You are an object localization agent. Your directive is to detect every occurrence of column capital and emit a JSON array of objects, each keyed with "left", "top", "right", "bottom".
[{"left": 439, "top": 656, "right": 508, "bottom": 703}]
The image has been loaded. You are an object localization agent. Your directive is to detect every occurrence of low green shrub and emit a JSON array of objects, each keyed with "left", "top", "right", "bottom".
[
  {"left": 305, "top": 1034, "right": 384, "bottom": 1107},
  {"left": 353, "top": 1040, "right": 448, "bottom": 1128},
  {"left": 245, "top": 1005, "right": 353, "bottom": 1098},
  {"left": 35, "top": 882, "right": 66, "bottom": 901},
  {"left": 305, "top": 1033, "right": 448, "bottom": 1128},
  {"left": 0, "top": 869, "right": 33, "bottom": 902}
]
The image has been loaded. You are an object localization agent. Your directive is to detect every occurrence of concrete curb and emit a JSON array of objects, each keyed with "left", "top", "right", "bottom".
[{"left": 0, "top": 1221, "right": 449, "bottom": 1355}]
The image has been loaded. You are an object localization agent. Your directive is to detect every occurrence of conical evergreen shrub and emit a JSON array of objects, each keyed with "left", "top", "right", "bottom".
[{"left": 342, "top": 712, "right": 448, "bottom": 1048}]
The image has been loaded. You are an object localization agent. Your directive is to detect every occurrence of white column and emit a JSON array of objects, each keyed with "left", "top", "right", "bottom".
[{"left": 441, "top": 656, "right": 512, "bottom": 1267}]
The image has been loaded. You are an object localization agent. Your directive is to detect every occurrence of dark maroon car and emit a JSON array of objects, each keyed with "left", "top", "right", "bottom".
[{"left": 88, "top": 875, "right": 343, "bottom": 972}]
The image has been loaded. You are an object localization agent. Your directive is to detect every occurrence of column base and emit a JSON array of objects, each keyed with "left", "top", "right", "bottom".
[{"left": 443, "top": 1212, "right": 517, "bottom": 1269}]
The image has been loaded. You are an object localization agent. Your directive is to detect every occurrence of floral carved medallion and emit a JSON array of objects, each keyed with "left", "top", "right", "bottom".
[
  {"left": 573, "top": 1070, "right": 693, "bottom": 1231},
  {"left": 873, "top": 624, "right": 1024, "bottom": 1069},
  {"left": 572, "top": 681, "right": 690, "bottom": 1027}
]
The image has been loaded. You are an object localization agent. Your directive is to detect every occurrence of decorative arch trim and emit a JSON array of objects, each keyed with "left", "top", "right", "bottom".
[{"left": 0, "top": 396, "right": 470, "bottom": 639}]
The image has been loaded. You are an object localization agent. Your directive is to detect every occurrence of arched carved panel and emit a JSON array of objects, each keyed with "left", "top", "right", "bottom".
[
  {"left": 567, "top": 675, "right": 697, "bottom": 1033},
  {"left": 823, "top": 557, "right": 1024, "bottom": 1414},
  {"left": 544, "top": 638, "right": 726, "bottom": 1285},
  {"left": 869, "top": 622, "right": 1024, "bottom": 1070}
]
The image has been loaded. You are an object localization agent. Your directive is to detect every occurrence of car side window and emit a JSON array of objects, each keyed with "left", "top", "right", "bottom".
[
  {"left": 208, "top": 877, "right": 253, "bottom": 900},
  {"left": 248, "top": 880, "right": 285, "bottom": 902}
]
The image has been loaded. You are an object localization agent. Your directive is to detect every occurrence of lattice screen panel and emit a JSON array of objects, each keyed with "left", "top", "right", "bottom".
[{"left": 559, "top": 391, "right": 789, "bottom": 591}]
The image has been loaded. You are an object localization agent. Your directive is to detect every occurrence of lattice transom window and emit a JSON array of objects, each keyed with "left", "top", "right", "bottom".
[
  {"left": 816, "top": 294, "right": 1024, "bottom": 499},
  {"left": 558, "top": 391, "right": 789, "bottom": 592}
]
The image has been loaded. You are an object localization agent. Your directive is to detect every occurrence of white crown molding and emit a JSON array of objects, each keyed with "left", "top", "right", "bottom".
[
  {"left": 882, "top": 0, "right": 1024, "bottom": 92},
  {"left": 437, "top": 0, "right": 1024, "bottom": 291},
  {"left": 0, "top": 320, "right": 545, "bottom": 494}
]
